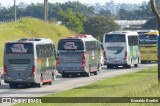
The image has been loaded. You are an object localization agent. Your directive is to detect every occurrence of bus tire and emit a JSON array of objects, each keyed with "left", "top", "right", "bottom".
[
  {"left": 107, "top": 65, "right": 113, "bottom": 69},
  {"left": 134, "top": 64, "right": 138, "bottom": 67},
  {"left": 94, "top": 71, "right": 98, "bottom": 75},
  {"left": 62, "top": 73, "right": 66, "bottom": 78},
  {"left": 86, "top": 72, "right": 90, "bottom": 77},
  {"left": 125, "top": 64, "right": 131, "bottom": 69},
  {"left": 9, "top": 83, "right": 18, "bottom": 88},
  {"left": 80, "top": 73, "right": 86, "bottom": 77}
]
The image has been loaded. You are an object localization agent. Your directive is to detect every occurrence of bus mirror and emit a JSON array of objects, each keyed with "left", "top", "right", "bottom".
[{"left": 55, "top": 50, "right": 59, "bottom": 60}]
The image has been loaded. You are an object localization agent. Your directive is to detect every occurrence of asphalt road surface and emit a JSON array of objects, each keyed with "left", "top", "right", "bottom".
[{"left": 0, "top": 63, "right": 157, "bottom": 98}]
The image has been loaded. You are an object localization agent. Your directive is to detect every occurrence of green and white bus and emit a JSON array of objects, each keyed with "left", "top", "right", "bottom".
[
  {"left": 4, "top": 38, "right": 57, "bottom": 88},
  {"left": 103, "top": 31, "right": 140, "bottom": 69},
  {"left": 57, "top": 34, "right": 101, "bottom": 77}
]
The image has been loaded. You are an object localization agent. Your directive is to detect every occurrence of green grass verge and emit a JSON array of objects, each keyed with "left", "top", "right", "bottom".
[
  {"left": 0, "top": 17, "right": 75, "bottom": 72},
  {"left": 14, "top": 66, "right": 160, "bottom": 106}
]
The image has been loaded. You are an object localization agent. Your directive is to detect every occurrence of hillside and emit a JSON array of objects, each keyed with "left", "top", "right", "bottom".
[{"left": 0, "top": 17, "right": 75, "bottom": 66}]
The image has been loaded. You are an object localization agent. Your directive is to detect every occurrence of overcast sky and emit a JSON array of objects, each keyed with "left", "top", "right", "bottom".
[{"left": 0, "top": 0, "right": 150, "bottom": 7}]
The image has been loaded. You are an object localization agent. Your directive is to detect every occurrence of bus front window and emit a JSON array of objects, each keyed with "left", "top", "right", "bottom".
[
  {"left": 105, "top": 34, "right": 126, "bottom": 42},
  {"left": 140, "top": 34, "right": 157, "bottom": 44},
  {"left": 58, "top": 39, "right": 84, "bottom": 50}
]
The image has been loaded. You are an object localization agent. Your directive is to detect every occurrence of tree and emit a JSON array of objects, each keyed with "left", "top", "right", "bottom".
[
  {"left": 58, "top": 8, "right": 86, "bottom": 33},
  {"left": 84, "top": 16, "right": 119, "bottom": 41},
  {"left": 98, "top": 9, "right": 112, "bottom": 16},
  {"left": 117, "top": 9, "right": 133, "bottom": 20}
]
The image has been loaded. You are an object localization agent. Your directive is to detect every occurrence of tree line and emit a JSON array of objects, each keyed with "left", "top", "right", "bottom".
[{"left": 0, "top": 1, "right": 159, "bottom": 40}]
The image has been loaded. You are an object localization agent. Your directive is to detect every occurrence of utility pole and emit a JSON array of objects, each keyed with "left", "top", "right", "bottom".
[
  {"left": 44, "top": 0, "right": 48, "bottom": 21},
  {"left": 14, "top": 0, "right": 16, "bottom": 21},
  {"left": 150, "top": 0, "right": 160, "bottom": 83}
]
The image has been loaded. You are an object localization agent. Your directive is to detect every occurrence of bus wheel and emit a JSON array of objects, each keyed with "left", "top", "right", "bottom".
[
  {"left": 62, "top": 73, "right": 66, "bottom": 78},
  {"left": 86, "top": 72, "right": 90, "bottom": 77},
  {"left": 134, "top": 64, "right": 138, "bottom": 67},
  {"left": 94, "top": 71, "right": 98, "bottom": 75},
  {"left": 107, "top": 65, "right": 113, "bottom": 69},
  {"left": 125, "top": 64, "right": 131, "bottom": 69},
  {"left": 9, "top": 83, "right": 18, "bottom": 88}
]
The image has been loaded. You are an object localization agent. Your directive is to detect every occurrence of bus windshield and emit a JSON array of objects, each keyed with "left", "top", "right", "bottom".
[
  {"left": 105, "top": 34, "right": 126, "bottom": 42},
  {"left": 58, "top": 39, "right": 84, "bottom": 50},
  {"left": 5, "top": 43, "right": 33, "bottom": 54},
  {"left": 140, "top": 34, "right": 157, "bottom": 44}
]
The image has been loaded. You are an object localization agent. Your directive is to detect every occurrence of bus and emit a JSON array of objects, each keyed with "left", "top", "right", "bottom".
[
  {"left": 3, "top": 38, "right": 57, "bottom": 88},
  {"left": 57, "top": 34, "right": 101, "bottom": 77},
  {"left": 103, "top": 31, "right": 140, "bottom": 69},
  {"left": 139, "top": 31, "right": 158, "bottom": 63}
]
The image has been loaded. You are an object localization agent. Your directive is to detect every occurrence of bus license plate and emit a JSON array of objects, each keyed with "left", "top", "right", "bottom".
[{"left": 16, "top": 79, "right": 22, "bottom": 81}]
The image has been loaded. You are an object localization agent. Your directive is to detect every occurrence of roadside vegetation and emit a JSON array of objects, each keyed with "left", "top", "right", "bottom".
[
  {"left": 15, "top": 66, "right": 160, "bottom": 106},
  {"left": 0, "top": 17, "right": 75, "bottom": 67}
]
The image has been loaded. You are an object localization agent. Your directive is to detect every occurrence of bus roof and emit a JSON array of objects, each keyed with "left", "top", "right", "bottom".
[
  {"left": 61, "top": 34, "right": 98, "bottom": 42},
  {"left": 136, "top": 29, "right": 158, "bottom": 35},
  {"left": 106, "top": 31, "right": 139, "bottom": 36},
  {"left": 7, "top": 38, "right": 54, "bottom": 44},
  {"left": 145, "top": 31, "right": 159, "bottom": 35}
]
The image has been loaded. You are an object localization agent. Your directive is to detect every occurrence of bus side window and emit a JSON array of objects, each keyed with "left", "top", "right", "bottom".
[
  {"left": 47, "top": 44, "right": 54, "bottom": 57},
  {"left": 41, "top": 45, "right": 45, "bottom": 58},
  {"left": 51, "top": 44, "right": 54, "bottom": 56},
  {"left": 45, "top": 44, "right": 50, "bottom": 57},
  {"left": 128, "top": 36, "right": 139, "bottom": 46},
  {"left": 37, "top": 45, "right": 43, "bottom": 58}
]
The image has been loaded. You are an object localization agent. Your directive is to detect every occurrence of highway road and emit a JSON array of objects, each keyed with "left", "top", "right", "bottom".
[{"left": 0, "top": 63, "right": 157, "bottom": 98}]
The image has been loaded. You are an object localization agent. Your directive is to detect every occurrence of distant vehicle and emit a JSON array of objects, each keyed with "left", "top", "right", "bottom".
[
  {"left": 139, "top": 31, "right": 158, "bottom": 63},
  {"left": 4, "top": 38, "right": 57, "bottom": 88},
  {"left": 57, "top": 34, "right": 101, "bottom": 77},
  {"left": 103, "top": 31, "right": 140, "bottom": 69}
]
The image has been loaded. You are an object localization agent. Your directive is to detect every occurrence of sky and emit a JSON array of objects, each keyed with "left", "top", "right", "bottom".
[{"left": 0, "top": 0, "right": 150, "bottom": 7}]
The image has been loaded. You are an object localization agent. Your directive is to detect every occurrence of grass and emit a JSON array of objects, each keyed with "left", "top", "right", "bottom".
[
  {"left": 14, "top": 66, "right": 160, "bottom": 106},
  {"left": 0, "top": 17, "right": 75, "bottom": 72}
]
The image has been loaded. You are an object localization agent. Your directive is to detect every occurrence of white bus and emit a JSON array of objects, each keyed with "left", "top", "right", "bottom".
[
  {"left": 57, "top": 34, "right": 101, "bottom": 77},
  {"left": 103, "top": 31, "right": 140, "bottom": 69},
  {"left": 4, "top": 38, "right": 57, "bottom": 88}
]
